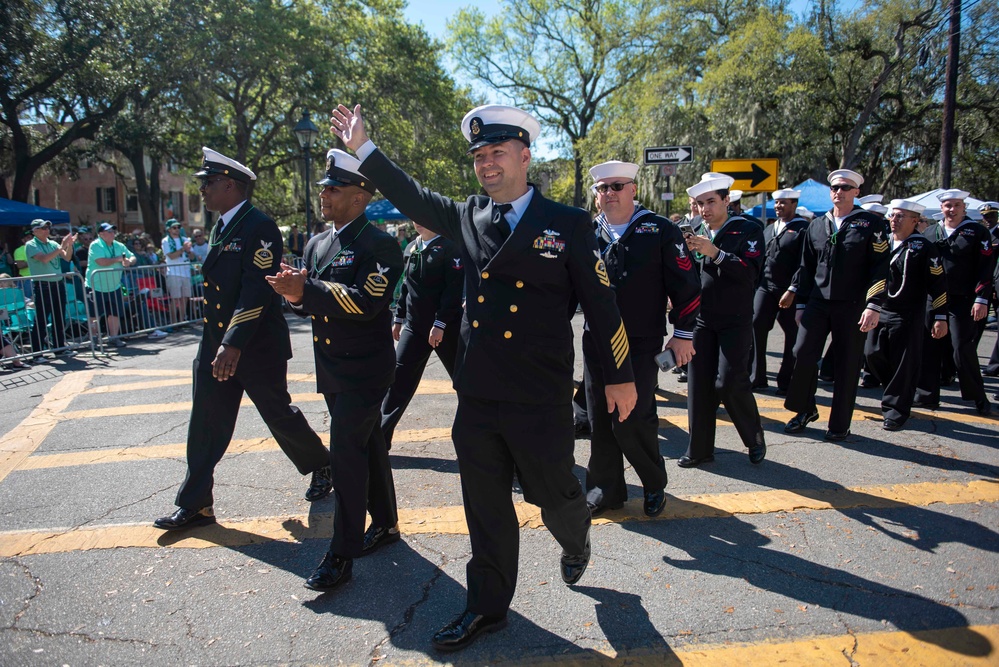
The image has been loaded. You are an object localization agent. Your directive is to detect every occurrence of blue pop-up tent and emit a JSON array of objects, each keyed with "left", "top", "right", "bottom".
[
  {"left": 365, "top": 198, "right": 408, "bottom": 222},
  {"left": 749, "top": 178, "right": 840, "bottom": 219},
  {"left": 0, "top": 198, "right": 71, "bottom": 226}
]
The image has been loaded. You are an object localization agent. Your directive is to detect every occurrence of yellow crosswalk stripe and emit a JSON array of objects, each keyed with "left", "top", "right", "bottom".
[{"left": 1, "top": 480, "right": 994, "bottom": 557}]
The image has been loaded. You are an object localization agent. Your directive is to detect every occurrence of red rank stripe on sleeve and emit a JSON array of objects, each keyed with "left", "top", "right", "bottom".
[
  {"left": 678, "top": 295, "right": 700, "bottom": 318},
  {"left": 676, "top": 256, "right": 693, "bottom": 271}
]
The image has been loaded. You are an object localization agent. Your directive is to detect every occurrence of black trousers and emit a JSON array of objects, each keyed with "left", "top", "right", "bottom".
[
  {"left": 452, "top": 395, "right": 591, "bottom": 617},
  {"left": 572, "top": 381, "right": 588, "bottom": 425},
  {"left": 785, "top": 298, "right": 866, "bottom": 433},
  {"left": 986, "top": 336, "right": 999, "bottom": 375},
  {"left": 380, "top": 321, "right": 459, "bottom": 448},
  {"left": 915, "top": 295, "right": 987, "bottom": 405},
  {"left": 583, "top": 339, "right": 666, "bottom": 508},
  {"left": 327, "top": 387, "right": 398, "bottom": 558},
  {"left": 864, "top": 309, "right": 923, "bottom": 423},
  {"left": 751, "top": 288, "right": 797, "bottom": 390},
  {"left": 31, "top": 280, "right": 67, "bottom": 350},
  {"left": 176, "top": 357, "right": 328, "bottom": 509},
  {"left": 685, "top": 320, "right": 764, "bottom": 459}
]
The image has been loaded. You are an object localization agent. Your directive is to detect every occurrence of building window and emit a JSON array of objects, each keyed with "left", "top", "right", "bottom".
[
  {"left": 126, "top": 195, "right": 139, "bottom": 212},
  {"left": 96, "top": 187, "right": 117, "bottom": 213},
  {"left": 78, "top": 158, "right": 90, "bottom": 169},
  {"left": 188, "top": 194, "right": 201, "bottom": 213},
  {"left": 33, "top": 190, "right": 40, "bottom": 206},
  {"left": 165, "top": 191, "right": 184, "bottom": 221}
]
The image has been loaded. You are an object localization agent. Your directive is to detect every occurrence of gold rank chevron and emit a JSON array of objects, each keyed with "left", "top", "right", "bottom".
[
  {"left": 226, "top": 306, "right": 263, "bottom": 330},
  {"left": 872, "top": 241, "right": 889, "bottom": 253},
  {"left": 364, "top": 272, "right": 389, "bottom": 298},
  {"left": 866, "top": 280, "right": 886, "bottom": 300},
  {"left": 595, "top": 258, "right": 610, "bottom": 287},
  {"left": 930, "top": 265, "right": 944, "bottom": 275},
  {"left": 932, "top": 293, "right": 947, "bottom": 309},
  {"left": 611, "top": 321, "right": 629, "bottom": 369},
  {"left": 323, "top": 281, "right": 362, "bottom": 314}
]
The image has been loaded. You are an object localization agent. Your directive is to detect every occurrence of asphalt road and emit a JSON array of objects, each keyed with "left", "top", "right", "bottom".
[{"left": 1, "top": 315, "right": 997, "bottom": 666}]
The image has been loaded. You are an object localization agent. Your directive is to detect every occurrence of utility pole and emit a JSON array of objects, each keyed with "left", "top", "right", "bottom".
[{"left": 939, "top": 0, "right": 961, "bottom": 188}]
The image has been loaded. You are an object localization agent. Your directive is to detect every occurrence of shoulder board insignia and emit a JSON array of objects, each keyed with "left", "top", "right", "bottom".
[{"left": 253, "top": 240, "right": 274, "bottom": 269}]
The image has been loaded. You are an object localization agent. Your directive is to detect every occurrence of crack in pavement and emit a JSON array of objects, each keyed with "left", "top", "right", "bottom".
[
  {"left": 841, "top": 625, "right": 860, "bottom": 666},
  {"left": 6, "top": 625, "right": 166, "bottom": 647},
  {"left": 4, "top": 558, "right": 42, "bottom": 628},
  {"left": 77, "top": 483, "right": 178, "bottom": 529}
]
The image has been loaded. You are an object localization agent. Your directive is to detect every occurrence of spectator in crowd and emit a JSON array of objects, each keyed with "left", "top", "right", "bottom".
[
  {"left": 287, "top": 224, "right": 307, "bottom": 258},
  {"left": 13, "top": 228, "right": 33, "bottom": 299},
  {"left": 73, "top": 226, "right": 93, "bottom": 274},
  {"left": 190, "top": 227, "right": 210, "bottom": 264},
  {"left": 87, "top": 222, "right": 136, "bottom": 347},
  {"left": 0, "top": 273, "right": 29, "bottom": 368},
  {"left": 0, "top": 243, "right": 15, "bottom": 276},
  {"left": 161, "top": 219, "right": 196, "bottom": 325},
  {"left": 24, "top": 219, "right": 76, "bottom": 355}
]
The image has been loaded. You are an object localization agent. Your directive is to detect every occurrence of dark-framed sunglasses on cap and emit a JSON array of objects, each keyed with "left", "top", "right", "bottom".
[
  {"left": 594, "top": 181, "right": 634, "bottom": 195},
  {"left": 829, "top": 184, "right": 856, "bottom": 192}
]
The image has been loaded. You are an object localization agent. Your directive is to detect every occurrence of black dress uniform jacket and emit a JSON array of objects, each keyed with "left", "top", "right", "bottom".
[
  {"left": 291, "top": 215, "right": 404, "bottom": 559},
  {"left": 295, "top": 216, "right": 404, "bottom": 394},
  {"left": 396, "top": 235, "right": 465, "bottom": 334},
  {"left": 583, "top": 206, "right": 701, "bottom": 510},
  {"left": 360, "top": 150, "right": 634, "bottom": 403},
  {"left": 176, "top": 202, "right": 327, "bottom": 510},
  {"left": 759, "top": 216, "right": 809, "bottom": 294},
  {"left": 922, "top": 220, "right": 994, "bottom": 301},
  {"left": 685, "top": 215, "right": 766, "bottom": 460},
  {"left": 882, "top": 234, "right": 948, "bottom": 317}
]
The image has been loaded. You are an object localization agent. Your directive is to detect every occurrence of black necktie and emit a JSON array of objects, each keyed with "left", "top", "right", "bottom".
[{"left": 496, "top": 203, "right": 513, "bottom": 240}]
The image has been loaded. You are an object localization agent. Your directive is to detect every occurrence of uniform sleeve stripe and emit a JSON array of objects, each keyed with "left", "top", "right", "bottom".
[
  {"left": 678, "top": 296, "right": 700, "bottom": 318},
  {"left": 866, "top": 280, "right": 886, "bottom": 299},
  {"left": 334, "top": 284, "right": 364, "bottom": 314},
  {"left": 610, "top": 321, "right": 629, "bottom": 368},
  {"left": 322, "top": 281, "right": 363, "bottom": 314},
  {"left": 932, "top": 294, "right": 947, "bottom": 309},
  {"left": 226, "top": 307, "right": 263, "bottom": 330}
]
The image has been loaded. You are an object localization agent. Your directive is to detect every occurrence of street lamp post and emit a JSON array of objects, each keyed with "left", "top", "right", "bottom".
[{"left": 293, "top": 109, "right": 320, "bottom": 238}]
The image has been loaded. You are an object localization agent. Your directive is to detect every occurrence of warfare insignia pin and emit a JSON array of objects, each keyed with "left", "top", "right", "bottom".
[
  {"left": 253, "top": 240, "right": 274, "bottom": 269},
  {"left": 364, "top": 263, "right": 391, "bottom": 297}
]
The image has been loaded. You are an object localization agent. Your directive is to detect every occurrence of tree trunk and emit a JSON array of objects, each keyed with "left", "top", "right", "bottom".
[
  {"left": 148, "top": 155, "right": 163, "bottom": 243},
  {"left": 572, "top": 148, "right": 585, "bottom": 209}
]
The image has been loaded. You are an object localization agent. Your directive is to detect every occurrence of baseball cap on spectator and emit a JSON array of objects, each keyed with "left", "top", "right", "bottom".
[
  {"left": 166, "top": 219, "right": 182, "bottom": 229},
  {"left": 30, "top": 219, "right": 52, "bottom": 230},
  {"left": 98, "top": 222, "right": 117, "bottom": 233}
]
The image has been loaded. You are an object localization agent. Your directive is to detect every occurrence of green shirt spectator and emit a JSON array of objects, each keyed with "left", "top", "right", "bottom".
[
  {"left": 25, "top": 227, "right": 72, "bottom": 283},
  {"left": 13, "top": 241, "right": 30, "bottom": 277},
  {"left": 87, "top": 225, "right": 136, "bottom": 293}
]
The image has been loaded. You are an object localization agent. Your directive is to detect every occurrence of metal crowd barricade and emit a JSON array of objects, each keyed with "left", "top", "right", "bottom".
[
  {"left": 88, "top": 263, "right": 205, "bottom": 350},
  {"left": 0, "top": 271, "right": 96, "bottom": 362}
]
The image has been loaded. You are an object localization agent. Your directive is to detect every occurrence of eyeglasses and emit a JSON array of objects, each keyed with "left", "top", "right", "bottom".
[
  {"left": 200, "top": 177, "right": 224, "bottom": 189},
  {"left": 594, "top": 181, "right": 633, "bottom": 195},
  {"left": 829, "top": 184, "right": 857, "bottom": 192}
]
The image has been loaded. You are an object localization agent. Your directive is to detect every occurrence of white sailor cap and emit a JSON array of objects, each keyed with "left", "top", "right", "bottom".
[
  {"left": 772, "top": 189, "right": 801, "bottom": 200},
  {"left": 796, "top": 206, "right": 814, "bottom": 220},
  {"left": 686, "top": 172, "right": 735, "bottom": 198},
  {"left": 857, "top": 194, "right": 883, "bottom": 204},
  {"left": 861, "top": 202, "right": 888, "bottom": 214},
  {"left": 194, "top": 147, "right": 256, "bottom": 183},
  {"left": 932, "top": 212, "right": 944, "bottom": 220},
  {"left": 461, "top": 104, "right": 541, "bottom": 153},
  {"left": 729, "top": 189, "right": 743, "bottom": 203},
  {"left": 589, "top": 160, "right": 639, "bottom": 184},
  {"left": 827, "top": 169, "right": 864, "bottom": 187},
  {"left": 936, "top": 188, "right": 970, "bottom": 202},
  {"left": 317, "top": 149, "right": 375, "bottom": 194},
  {"left": 887, "top": 199, "right": 925, "bottom": 214},
  {"left": 980, "top": 201, "right": 999, "bottom": 214}
]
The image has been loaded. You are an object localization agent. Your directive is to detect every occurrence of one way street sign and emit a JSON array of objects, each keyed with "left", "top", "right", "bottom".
[
  {"left": 710, "top": 158, "right": 779, "bottom": 193},
  {"left": 644, "top": 146, "right": 693, "bottom": 165}
]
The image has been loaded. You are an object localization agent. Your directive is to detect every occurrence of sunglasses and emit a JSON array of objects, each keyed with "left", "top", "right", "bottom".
[
  {"left": 829, "top": 184, "right": 857, "bottom": 192},
  {"left": 594, "top": 181, "right": 633, "bottom": 194}
]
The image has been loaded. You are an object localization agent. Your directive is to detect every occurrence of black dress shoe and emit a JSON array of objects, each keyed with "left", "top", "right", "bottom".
[
  {"left": 677, "top": 454, "right": 714, "bottom": 468},
  {"left": 818, "top": 373, "right": 834, "bottom": 383},
  {"left": 976, "top": 399, "right": 992, "bottom": 416},
  {"left": 560, "top": 529, "right": 591, "bottom": 585},
  {"left": 586, "top": 501, "right": 623, "bottom": 517},
  {"left": 860, "top": 377, "right": 881, "bottom": 389},
  {"left": 983, "top": 368, "right": 999, "bottom": 377},
  {"left": 941, "top": 375, "right": 956, "bottom": 386},
  {"left": 361, "top": 524, "right": 401, "bottom": 555},
  {"left": 883, "top": 418, "right": 904, "bottom": 431},
  {"left": 153, "top": 506, "right": 216, "bottom": 531},
  {"left": 824, "top": 429, "right": 851, "bottom": 441},
  {"left": 751, "top": 383, "right": 769, "bottom": 393},
  {"left": 574, "top": 421, "right": 591, "bottom": 439},
  {"left": 643, "top": 489, "right": 667, "bottom": 517},
  {"left": 784, "top": 410, "right": 819, "bottom": 433},
  {"left": 775, "top": 387, "right": 788, "bottom": 397},
  {"left": 431, "top": 610, "right": 508, "bottom": 652},
  {"left": 304, "top": 552, "right": 353, "bottom": 591},
  {"left": 677, "top": 370, "right": 688, "bottom": 383},
  {"left": 305, "top": 465, "right": 333, "bottom": 501},
  {"left": 912, "top": 399, "right": 939, "bottom": 410},
  {"left": 748, "top": 442, "right": 767, "bottom": 464}
]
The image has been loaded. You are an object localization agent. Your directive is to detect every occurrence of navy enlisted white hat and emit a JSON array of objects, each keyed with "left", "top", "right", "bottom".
[
  {"left": 589, "top": 160, "right": 639, "bottom": 184},
  {"left": 796, "top": 206, "right": 814, "bottom": 220},
  {"left": 772, "top": 189, "right": 801, "bottom": 200},
  {"left": 318, "top": 149, "right": 375, "bottom": 194},
  {"left": 887, "top": 199, "right": 925, "bottom": 214},
  {"left": 194, "top": 147, "right": 256, "bottom": 183},
  {"left": 861, "top": 202, "right": 888, "bottom": 215},
  {"left": 687, "top": 172, "right": 735, "bottom": 199},
  {"left": 461, "top": 104, "right": 541, "bottom": 153},
  {"left": 936, "top": 188, "right": 969, "bottom": 202},
  {"left": 858, "top": 194, "right": 883, "bottom": 205},
  {"left": 729, "top": 190, "right": 744, "bottom": 203},
  {"left": 828, "top": 169, "right": 864, "bottom": 187}
]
